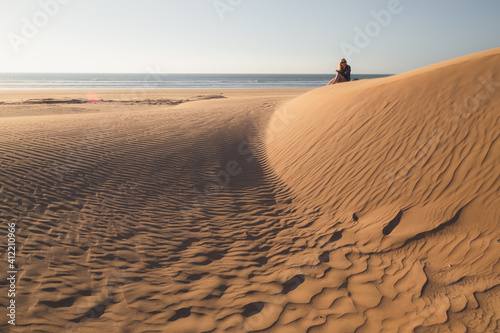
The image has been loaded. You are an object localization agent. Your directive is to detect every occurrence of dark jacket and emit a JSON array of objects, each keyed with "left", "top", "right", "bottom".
[{"left": 338, "top": 65, "right": 351, "bottom": 81}]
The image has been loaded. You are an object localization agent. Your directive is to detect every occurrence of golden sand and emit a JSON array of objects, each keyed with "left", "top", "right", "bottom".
[{"left": 0, "top": 48, "right": 499, "bottom": 332}]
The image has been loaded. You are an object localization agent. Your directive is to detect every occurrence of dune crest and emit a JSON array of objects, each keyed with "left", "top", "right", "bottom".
[{"left": 265, "top": 48, "right": 500, "bottom": 331}]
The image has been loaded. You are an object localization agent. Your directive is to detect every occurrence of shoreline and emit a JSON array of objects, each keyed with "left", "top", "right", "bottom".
[
  {"left": 0, "top": 73, "right": 391, "bottom": 92},
  {"left": 0, "top": 88, "right": 312, "bottom": 104}
]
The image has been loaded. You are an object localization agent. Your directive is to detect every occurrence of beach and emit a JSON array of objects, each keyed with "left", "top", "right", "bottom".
[{"left": 1, "top": 48, "right": 499, "bottom": 332}]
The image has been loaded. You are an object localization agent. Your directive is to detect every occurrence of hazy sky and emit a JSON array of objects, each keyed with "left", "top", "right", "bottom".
[{"left": 1, "top": 0, "right": 499, "bottom": 74}]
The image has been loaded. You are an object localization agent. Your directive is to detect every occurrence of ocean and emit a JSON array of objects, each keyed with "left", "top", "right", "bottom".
[{"left": 0, "top": 73, "right": 391, "bottom": 90}]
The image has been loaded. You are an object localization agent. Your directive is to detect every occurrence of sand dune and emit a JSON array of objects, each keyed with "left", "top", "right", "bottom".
[
  {"left": 0, "top": 49, "right": 499, "bottom": 332},
  {"left": 265, "top": 48, "right": 500, "bottom": 332}
]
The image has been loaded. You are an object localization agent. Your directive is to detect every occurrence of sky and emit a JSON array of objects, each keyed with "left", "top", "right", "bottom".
[{"left": 0, "top": 0, "right": 499, "bottom": 74}]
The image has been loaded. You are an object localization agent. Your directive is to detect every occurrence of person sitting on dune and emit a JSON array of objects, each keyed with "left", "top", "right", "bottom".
[{"left": 327, "top": 58, "right": 351, "bottom": 85}]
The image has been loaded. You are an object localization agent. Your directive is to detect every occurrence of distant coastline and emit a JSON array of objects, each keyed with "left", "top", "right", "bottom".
[{"left": 0, "top": 73, "right": 391, "bottom": 90}]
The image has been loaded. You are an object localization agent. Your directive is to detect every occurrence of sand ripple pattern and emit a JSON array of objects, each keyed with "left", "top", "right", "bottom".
[
  {"left": 0, "top": 94, "right": 325, "bottom": 332},
  {"left": 0, "top": 49, "right": 499, "bottom": 333},
  {"left": 264, "top": 49, "right": 500, "bottom": 332}
]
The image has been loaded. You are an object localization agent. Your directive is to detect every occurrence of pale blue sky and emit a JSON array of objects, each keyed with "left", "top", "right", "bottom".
[{"left": 1, "top": 0, "right": 499, "bottom": 74}]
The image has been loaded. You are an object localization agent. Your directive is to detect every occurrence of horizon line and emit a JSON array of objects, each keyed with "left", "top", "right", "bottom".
[{"left": 0, "top": 72, "right": 395, "bottom": 76}]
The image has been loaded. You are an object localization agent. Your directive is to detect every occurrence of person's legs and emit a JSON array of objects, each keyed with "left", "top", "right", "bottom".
[
  {"left": 336, "top": 73, "right": 347, "bottom": 83},
  {"left": 327, "top": 73, "right": 346, "bottom": 85},
  {"left": 328, "top": 75, "right": 338, "bottom": 85}
]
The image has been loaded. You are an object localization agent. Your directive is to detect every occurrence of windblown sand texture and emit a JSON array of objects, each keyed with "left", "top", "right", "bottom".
[{"left": 1, "top": 48, "right": 499, "bottom": 332}]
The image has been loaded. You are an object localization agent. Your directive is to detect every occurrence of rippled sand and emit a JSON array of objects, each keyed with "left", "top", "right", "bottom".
[{"left": 0, "top": 48, "right": 499, "bottom": 332}]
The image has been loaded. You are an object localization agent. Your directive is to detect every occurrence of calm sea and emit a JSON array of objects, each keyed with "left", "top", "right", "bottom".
[{"left": 0, "top": 73, "right": 391, "bottom": 90}]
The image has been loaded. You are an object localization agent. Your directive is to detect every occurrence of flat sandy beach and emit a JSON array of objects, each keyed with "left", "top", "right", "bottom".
[{"left": 1, "top": 48, "right": 499, "bottom": 332}]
